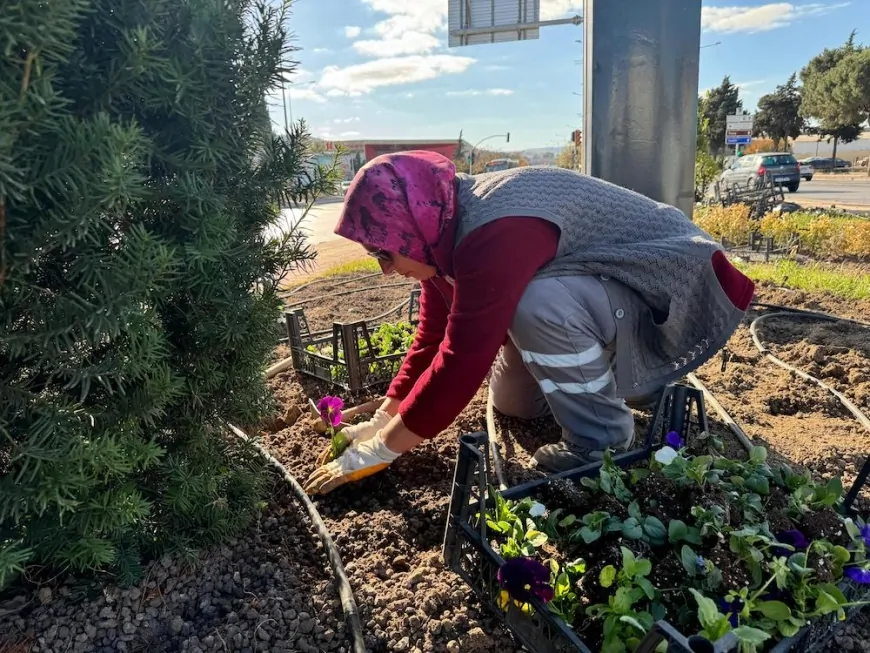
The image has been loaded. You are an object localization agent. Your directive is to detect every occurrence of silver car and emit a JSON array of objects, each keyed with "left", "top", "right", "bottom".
[{"left": 719, "top": 152, "right": 801, "bottom": 193}]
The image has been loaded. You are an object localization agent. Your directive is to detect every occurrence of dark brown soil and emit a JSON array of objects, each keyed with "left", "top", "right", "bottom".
[{"left": 282, "top": 273, "right": 418, "bottom": 332}]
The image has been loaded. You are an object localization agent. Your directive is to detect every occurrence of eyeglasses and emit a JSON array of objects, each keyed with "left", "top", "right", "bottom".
[{"left": 367, "top": 248, "right": 392, "bottom": 263}]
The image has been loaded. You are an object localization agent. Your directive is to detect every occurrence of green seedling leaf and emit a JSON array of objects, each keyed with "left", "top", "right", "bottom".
[
  {"left": 668, "top": 519, "right": 688, "bottom": 543},
  {"left": 600, "top": 565, "right": 617, "bottom": 588},
  {"left": 643, "top": 516, "right": 667, "bottom": 543},
  {"left": 579, "top": 526, "right": 601, "bottom": 544},
  {"left": 630, "top": 468, "right": 650, "bottom": 485},
  {"left": 833, "top": 546, "right": 851, "bottom": 566},
  {"left": 690, "top": 588, "right": 721, "bottom": 630},
  {"left": 681, "top": 545, "right": 700, "bottom": 576},
  {"left": 814, "top": 590, "right": 841, "bottom": 616},
  {"left": 628, "top": 501, "right": 642, "bottom": 520},
  {"left": 559, "top": 514, "right": 577, "bottom": 528},
  {"left": 618, "top": 615, "right": 648, "bottom": 634},
  {"left": 733, "top": 626, "right": 771, "bottom": 646},
  {"left": 755, "top": 600, "right": 791, "bottom": 621},
  {"left": 526, "top": 529, "right": 548, "bottom": 547},
  {"left": 818, "top": 583, "right": 848, "bottom": 606},
  {"left": 636, "top": 577, "right": 656, "bottom": 600},
  {"left": 746, "top": 475, "right": 770, "bottom": 495},
  {"left": 621, "top": 518, "right": 643, "bottom": 540},
  {"left": 566, "top": 558, "right": 587, "bottom": 575},
  {"left": 749, "top": 446, "right": 768, "bottom": 464}
]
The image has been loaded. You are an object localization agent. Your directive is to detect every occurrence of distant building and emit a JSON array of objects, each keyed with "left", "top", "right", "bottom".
[{"left": 792, "top": 131, "right": 870, "bottom": 160}]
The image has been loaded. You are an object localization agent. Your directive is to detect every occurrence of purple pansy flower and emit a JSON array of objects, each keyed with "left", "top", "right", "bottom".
[
  {"left": 498, "top": 557, "right": 555, "bottom": 604},
  {"left": 665, "top": 431, "right": 685, "bottom": 449},
  {"left": 860, "top": 524, "right": 870, "bottom": 548},
  {"left": 696, "top": 556, "right": 707, "bottom": 574},
  {"left": 846, "top": 567, "right": 870, "bottom": 584},
  {"left": 317, "top": 396, "right": 344, "bottom": 427},
  {"left": 772, "top": 529, "right": 810, "bottom": 558},
  {"left": 718, "top": 597, "right": 744, "bottom": 628}
]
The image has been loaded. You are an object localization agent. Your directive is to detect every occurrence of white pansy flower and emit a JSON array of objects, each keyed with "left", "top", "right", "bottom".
[
  {"left": 654, "top": 446, "right": 679, "bottom": 466},
  {"left": 528, "top": 501, "right": 547, "bottom": 518}
]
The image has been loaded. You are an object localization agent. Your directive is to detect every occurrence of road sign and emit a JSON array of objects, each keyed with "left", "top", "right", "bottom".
[
  {"left": 448, "top": 0, "right": 541, "bottom": 47},
  {"left": 725, "top": 135, "right": 752, "bottom": 145},
  {"left": 726, "top": 114, "right": 753, "bottom": 130}
]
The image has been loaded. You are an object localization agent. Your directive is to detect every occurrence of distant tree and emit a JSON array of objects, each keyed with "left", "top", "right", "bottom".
[
  {"left": 555, "top": 145, "right": 576, "bottom": 169},
  {"left": 695, "top": 112, "right": 722, "bottom": 201},
  {"left": 701, "top": 76, "right": 744, "bottom": 155},
  {"left": 801, "top": 32, "right": 866, "bottom": 167},
  {"left": 754, "top": 74, "right": 805, "bottom": 151}
]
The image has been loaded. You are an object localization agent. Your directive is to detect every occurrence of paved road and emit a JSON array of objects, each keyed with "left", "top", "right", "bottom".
[
  {"left": 266, "top": 198, "right": 345, "bottom": 246},
  {"left": 792, "top": 176, "right": 870, "bottom": 209}
]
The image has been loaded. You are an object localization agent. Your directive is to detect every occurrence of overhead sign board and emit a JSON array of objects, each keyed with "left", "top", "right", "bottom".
[
  {"left": 726, "top": 114, "right": 754, "bottom": 130},
  {"left": 448, "top": 0, "right": 541, "bottom": 47}
]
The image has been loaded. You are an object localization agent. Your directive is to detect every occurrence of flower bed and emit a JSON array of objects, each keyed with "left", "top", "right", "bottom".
[{"left": 446, "top": 429, "right": 870, "bottom": 653}]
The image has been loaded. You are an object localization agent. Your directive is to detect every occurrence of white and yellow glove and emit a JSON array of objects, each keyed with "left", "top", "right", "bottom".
[
  {"left": 316, "top": 408, "right": 392, "bottom": 465},
  {"left": 305, "top": 431, "right": 400, "bottom": 496}
]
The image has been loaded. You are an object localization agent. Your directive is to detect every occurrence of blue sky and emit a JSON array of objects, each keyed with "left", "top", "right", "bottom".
[{"left": 267, "top": 0, "right": 868, "bottom": 151}]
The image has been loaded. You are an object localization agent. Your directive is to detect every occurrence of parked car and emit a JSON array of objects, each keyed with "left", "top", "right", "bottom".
[
  {"left": 718, "top": 152, "right": 801, "bottom": 193},
  {"left": 799, "top": 160, "right": 814, "bottom": 181},
  {"left": 340, "top": 180, "right": 352, "bottom": 195},
  {"left": 800, "top": 156, "right": 851, "bottom": 171}
]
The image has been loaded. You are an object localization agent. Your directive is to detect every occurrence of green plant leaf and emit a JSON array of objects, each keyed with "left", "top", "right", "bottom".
[
  {"left": 832, "top": 546, "right": 851, "bottom": 565},
  {"left": 526, "top": 529, "right": 548, "bottom": 547},
  {"left": 566, "top": 558, "right": 587, "bottom": 575},
  {"left": 681, "top": 545, "right": 699, "bottom": 576},
  {"left": 732, "top": 626, "right": 771, "bottom": 646},
  {"left": 643, "top": 516, "right": 667, "bottom": 542},
  {"left": 689, "top": 588, "right": 721, "bottom": 630},
  {"left": 580, "top": 526, "right": 601, "bottom": 544},
  {"left": 746, "top": 475, "right": 770, "bottom": 495},
  {"left": 755, "top": 600, "right": 791, "bottom": 621},
  {"left": 618, "top": 615, "right": 648, "bottom": 634},
  {"left": 621, "top": 518, "right": 643, "bottom": 540},
  {"left": 559, "top": 514, "right": 577, "bottom": 528},
  {"left": 749, "top": 446, "right": 768, "bottom": 464},
  {"left": 628, "top": 501, "right": 642, "bottom": 520},
  {"left": 600, "top": 565, "right": 617, "bottom": 588},
  {"left": 636, "top": 577, "right": 656, "bottom": 600},
  {"left": 668, "top": 519, "right": 688, "bottom": 543}
]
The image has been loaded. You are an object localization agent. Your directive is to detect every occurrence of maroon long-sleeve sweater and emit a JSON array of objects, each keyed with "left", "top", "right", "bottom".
[{"left": 386, "top": 217, "right": 560, "bottom": 439}]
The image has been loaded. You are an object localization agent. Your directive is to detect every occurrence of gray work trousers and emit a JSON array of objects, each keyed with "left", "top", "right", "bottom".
[{"left": 490, "top": 276, "right": 637, "bottom": 451}]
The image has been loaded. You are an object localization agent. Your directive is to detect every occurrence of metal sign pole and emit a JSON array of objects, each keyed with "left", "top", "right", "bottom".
[{"left": 582, "top": 0, "right": 702, "bottom": 217}]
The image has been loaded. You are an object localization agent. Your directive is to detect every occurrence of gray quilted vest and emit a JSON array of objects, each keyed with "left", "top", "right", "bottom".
[{"left": 454, "top": 166, "right": 746, "bottom": 396}]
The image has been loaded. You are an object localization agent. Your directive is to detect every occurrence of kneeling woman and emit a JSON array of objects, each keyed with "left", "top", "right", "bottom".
[{"left": 304, "top": 151, "right": 754, "bottom": 495}]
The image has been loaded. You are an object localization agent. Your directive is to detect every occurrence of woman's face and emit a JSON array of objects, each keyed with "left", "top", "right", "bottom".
[{"left": 365, "top": 247, "right": 437, "bottom": 281}]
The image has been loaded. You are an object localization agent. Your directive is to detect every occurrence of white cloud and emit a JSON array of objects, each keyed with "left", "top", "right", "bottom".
[
  {"left": 540, "top": 1, "right": 583, "bottom": 20},
  {"left": 345, "top": 26, "right": 362, "bottom": 38},
  {"left": 736, "top": 80, "right": 766, "bottom": 89},
  {"left": 319, "top": 54, "right": 475, "bottom": 95},
  {"left": 354, "top": 32, "right": 441, "bottom": 57},
  {"left": 702, "top": 3, "right": 849, "bottom": 33},
  {"left": 363, "top": 0, "right": 447, "bottom": 39},
  {"left": 340, "top": 131, "right": 362, "bottom": 137},
  {"left": 334, "top": 117, "right": 361, "bottom": 124},
  {"left": 288, "top": 87, "right": 327, "bottom": 103},
  {"left": 311, "top": 47, "right": 330, "bottom": 54},
  {"left": 446, "top": 88, "right": 514, "bottom": 97}
]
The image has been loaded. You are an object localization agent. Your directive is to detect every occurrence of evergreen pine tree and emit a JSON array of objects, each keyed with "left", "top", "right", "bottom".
[{"left": 0, "top": 0, "right": 336, "bottom": 587}]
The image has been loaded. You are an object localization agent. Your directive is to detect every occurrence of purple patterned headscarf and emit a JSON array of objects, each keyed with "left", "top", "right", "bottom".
[{"left": 334, "top": 151, "right": 456, "bottom": 265}]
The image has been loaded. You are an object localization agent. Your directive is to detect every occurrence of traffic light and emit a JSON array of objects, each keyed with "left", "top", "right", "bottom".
[
  {"left": 573, "top": 130, "right": 582, "bottom": 146},
  {"left": 506, "top": 132, "right": 510, "bottom": 143}
]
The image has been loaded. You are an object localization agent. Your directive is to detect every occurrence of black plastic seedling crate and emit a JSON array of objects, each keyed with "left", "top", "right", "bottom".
[
  {"left": 442, "top": 385, "right": 870, "bottom": 653},
  {"left": 284, "top": 286, "right": 420, "bottom": 392}
]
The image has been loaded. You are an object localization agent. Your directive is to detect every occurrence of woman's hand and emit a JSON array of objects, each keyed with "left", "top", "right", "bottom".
[
  {"left": 316, "top": 407, "right": 392, "bottom": 465},
  {"left": 305, "top": 431, "right": 400, "bottom": 495}
]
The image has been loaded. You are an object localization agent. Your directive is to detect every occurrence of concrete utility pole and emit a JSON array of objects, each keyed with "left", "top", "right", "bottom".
[{"left": 583, "top": 0, "right": 702, "bottom": 217}]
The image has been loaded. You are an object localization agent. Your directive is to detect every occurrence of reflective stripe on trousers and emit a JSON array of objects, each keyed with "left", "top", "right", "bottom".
[{"left": 489, "top": 275, "right": 635, "bottom": 451}]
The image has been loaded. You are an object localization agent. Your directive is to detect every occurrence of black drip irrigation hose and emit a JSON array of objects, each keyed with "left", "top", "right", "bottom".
[
  {"left": 284, "top": 272, "right": 383, "bottom": 297},
  {"left": 227, "top": 424, "right": 366, "bottom": 653},
  {"left": 288, "top": 282, "right": 415, "bottom": 308},
  {"left": 750, "top": 301, "right": 870, "bottom": 329}
]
